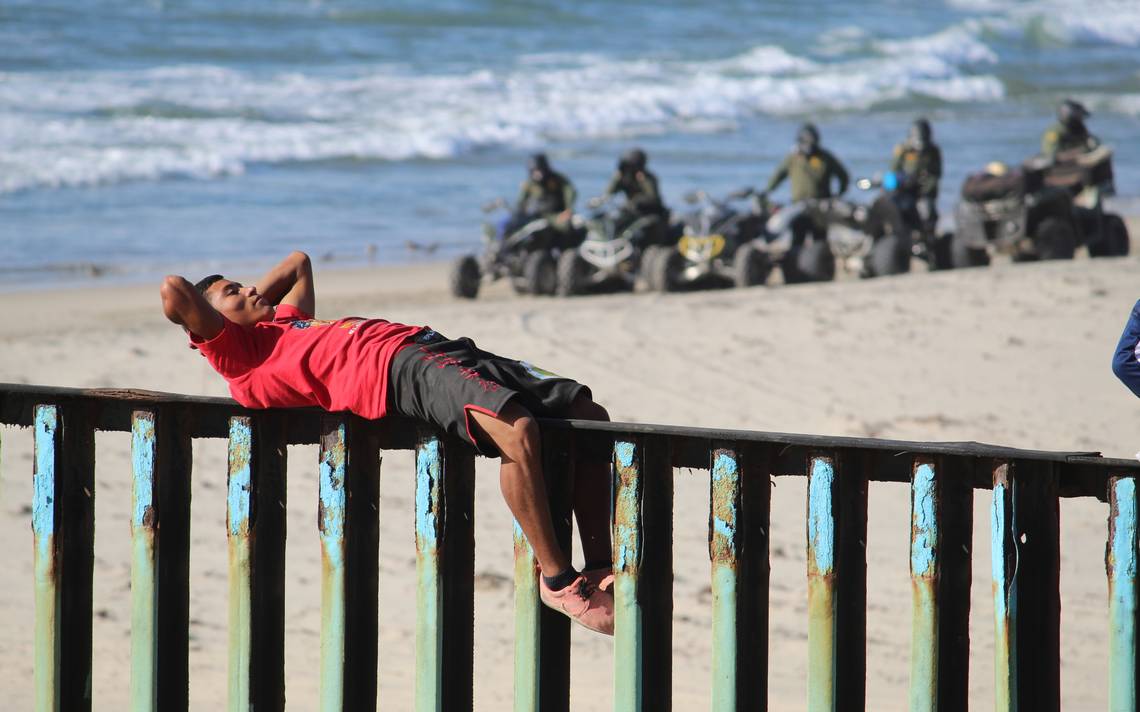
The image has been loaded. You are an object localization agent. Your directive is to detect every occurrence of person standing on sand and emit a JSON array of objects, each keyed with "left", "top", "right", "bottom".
[
  {"left": 159, "top": 250, "right": 616, "bottom": 635},
  {"left": 761, "top": 123, "right": 849, "bottom": 247}
]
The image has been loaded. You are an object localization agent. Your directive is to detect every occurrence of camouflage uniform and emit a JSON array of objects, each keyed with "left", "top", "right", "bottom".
[
  {"left": 604, "top": 169, "right": 666, "bottom": 216},
  {"left": 764, "top": 148, "right": 849, "bottom": 202},
  {"left": 891, "top": 142, "right": 942, "bottom": 230},
  {"left": 516, "top": 171, "right": 577, "bottom": 219},
  {"left": 1040, "top": 122, "right": 1100, "bottom": 162}
]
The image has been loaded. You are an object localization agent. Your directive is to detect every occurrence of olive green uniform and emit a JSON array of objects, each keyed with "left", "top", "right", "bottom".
[
  {"left": 890, "top": 143, "right": 942, "bottom": 198},
  {"left": 516, "top": 171, "right": 577, "bottom": 218},
  {"left": 764, "top": 148, "right": 849, "bottom": 202},
  {"left": 1040, "top": 122, "right": 1100, "bottom": 161},
  {"left": 604, "top": 169, "right": 666, "bottom": 215}
]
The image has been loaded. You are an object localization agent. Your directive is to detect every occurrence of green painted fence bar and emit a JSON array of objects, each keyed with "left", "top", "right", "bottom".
[
  {"left": 317, "top": 415, "right": 381, "bottom": 711},
  {"left": 414, "top": 432, "right": 475, "bottom": 712},
  {"left": 32, "top": 402, "right": 95, "bottom": 712},
  {"left": 613, "top": 439, "right": 645, "bottom": 710},
  {"left": 4, "top": 384, "right": 1140, "bottom": 710},
  {"left": 129, "top": 408, "right": 192, "bottom": 712},
  {"left": 130, "top": 411, "right": 160, "bottom": 711},
  {"left": 1109, "top": 475, "right": 1138, "bottom": 712}
]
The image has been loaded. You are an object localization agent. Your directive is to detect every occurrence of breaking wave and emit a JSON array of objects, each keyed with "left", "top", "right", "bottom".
[{"left": 0, "top": 33, "right": 1003, "bottom": 193}]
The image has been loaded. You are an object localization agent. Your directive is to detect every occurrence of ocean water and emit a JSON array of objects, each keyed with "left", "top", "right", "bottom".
[{"left": 2, "top": 0, "right": 1139, "bottom": 287}]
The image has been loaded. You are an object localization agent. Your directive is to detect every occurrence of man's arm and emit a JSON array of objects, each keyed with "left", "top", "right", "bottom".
[
  {"left": 161, "top": 276, "right": 225, "bottom": 340},
  {"left": 830, "top": 152, "right": 849, "bottom": 195},
  {"left": 764, "top": 156, "right": 789, "bottom": 194},
  {"left": 255, "top": 251, "right": 315, "bottom": 316}
]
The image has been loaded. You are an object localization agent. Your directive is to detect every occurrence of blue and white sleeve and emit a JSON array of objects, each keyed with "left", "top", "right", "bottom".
[{"left": 1112, "top": 299, "right": 1140, "bottom": 398}]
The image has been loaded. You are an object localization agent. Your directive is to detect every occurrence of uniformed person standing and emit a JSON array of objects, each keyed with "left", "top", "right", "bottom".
[
  {"left": 1041, "top": 99, "right": 1100, "bottom": 162},
  {"left": 515, "top": 153, "right": 577, "bottom": 230},
  {"left": 762, "top": 123, "right": 849, "bottom": 244},
  {"left": 890, "top": 117, "right": 942, "bottom": 233},
  {"left": 601, "top": 148, "right": 668, "bottom": 241}
]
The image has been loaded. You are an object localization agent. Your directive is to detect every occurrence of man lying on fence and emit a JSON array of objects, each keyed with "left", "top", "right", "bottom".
[{"left": 160, "top": 251, "right": 615, "bottom": 635}]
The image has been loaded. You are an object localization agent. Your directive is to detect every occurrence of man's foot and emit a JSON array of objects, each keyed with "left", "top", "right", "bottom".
[{"left": 539, "top": 575, "right": 614, "bottom": 635}]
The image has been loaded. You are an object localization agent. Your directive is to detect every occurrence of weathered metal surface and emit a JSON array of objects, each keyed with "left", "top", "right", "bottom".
[
  {"left": 710, "top": 447, "right": 740, "bottom": 710},
  {"left": 613, "top": 439, "right": 644, "bottom": 710},
  {"left": 637, "top": 435, "right": 675, "bottom": 712},
  {"left": 807, "top": 455, "right": 837, "bottom": 712},
  {"left": 317, "top": 415, "right": 381, "bottom": 712},
  {"left": 32, "top": 403, "right": 95, "bottom": 712},
  {"left": 991, "top": 463, "right": 1016, "bottom": 712},
  {"left": 319, "top": 417, "right": 349, "bottom": 711},
  {"left": 1109, "top": 476, "right": 1138, "bottom": 712},
  {"left": 130, "top": 411, "right": 160, "bottom": 711},
  {"left": 227, "top": 417, "right": 255, "bottom": 710},
  {"left": 909, "top": 459, "right": 938, "bottom": 712},
  {"left": 415, "top": 436, "right": 444, "bottom": 712},
  {"left": 513, "top": 519, "right": 542, "bottom": 712},
  {"left": 33, "top": 405, "right": 62, "bottom": 712}
]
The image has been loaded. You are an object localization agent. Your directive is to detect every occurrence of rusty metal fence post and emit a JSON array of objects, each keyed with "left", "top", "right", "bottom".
[
  {"left": 33, "top": 403, "right": 95, "bottom": 712},
  {"left": 1109, "top": 475, "right": 1138, "bottom": 712}
]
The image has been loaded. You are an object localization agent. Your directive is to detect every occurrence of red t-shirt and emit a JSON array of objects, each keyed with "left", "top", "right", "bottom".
[{"left": 192, "top": 303, "right": 423, "bottom": 419}]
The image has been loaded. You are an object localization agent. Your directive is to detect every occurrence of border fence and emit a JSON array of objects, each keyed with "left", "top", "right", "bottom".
[{"left": 1, "top": 382, "right": 1137, "bottom": 711}]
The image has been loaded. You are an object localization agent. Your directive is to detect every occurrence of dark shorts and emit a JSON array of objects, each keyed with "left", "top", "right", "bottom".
[{"left": 387, "top": 329, "right": 590, "bottom": 455}]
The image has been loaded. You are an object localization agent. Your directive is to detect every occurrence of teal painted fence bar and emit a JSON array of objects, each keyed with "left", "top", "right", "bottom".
[
  {"left": 613, "top": 439, "right": 645, "bottom": 710},
  {"left": 4, "top": 384, "right": 1140, "bottom": 711},
  {"left": 130, "top": 411, "right": 160, "bottom": 712},
  {"left": 1110, "top": 476, "right": 1138, "bottom": 712},
  {"left": 710, "top": 447, "right": 741, "bottom": 710},
  {"left": 908, "top": 458, "right": 940, "bottom": 712},
  {"left": 806, "top": 456, "right": 838, "bottom": 712}
]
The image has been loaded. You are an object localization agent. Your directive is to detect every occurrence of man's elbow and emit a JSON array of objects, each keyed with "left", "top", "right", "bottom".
[{"left": 160, "top": 275, "right": 190, "bottom": 323}]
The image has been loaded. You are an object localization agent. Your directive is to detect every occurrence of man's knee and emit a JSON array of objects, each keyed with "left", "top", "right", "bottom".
[
  {"left": 567, "top": 394, "right": 609, "bottom": 422},
  {"left": 495, "top": 404, "right": 542, "bottom": 462}
]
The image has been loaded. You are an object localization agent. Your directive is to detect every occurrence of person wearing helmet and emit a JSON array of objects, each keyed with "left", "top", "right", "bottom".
[
  {"left": 890, "top": 118, "right": 943, "bottom": 233},
  {"left": 763, "top": 123, "right": 849, "bottom": 202},
  {"left": 515, "top": 152, "right": 577, "bottom": 230},
  {"left": 603, "top": 148, "right": 667, "bottom": 216},
  {"left": 601, "top": 148, "right": 668, "bottom": 244},
  {"left": 1041, "top": 99, "right": 1100, "bottom": 162}
]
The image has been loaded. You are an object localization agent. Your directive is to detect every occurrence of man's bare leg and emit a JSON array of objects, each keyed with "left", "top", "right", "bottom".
[{"left": 467, "top": 402, "right": 570, "bottom": 576}]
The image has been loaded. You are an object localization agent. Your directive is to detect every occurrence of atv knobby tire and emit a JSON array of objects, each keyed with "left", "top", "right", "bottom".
[
  {"left": 557, "top": 250, "right": 589, "bottom": 296},
  {"left": 521, "top": 251, "right": 557, "bottom": 295},
  {"left": 866, "top": 234, "right": 911, "bottom": 278},
  {"left": 950, "top": 235, "right": 990, "bottom": 269},
  {"left": 733, "top": 244, "right": 771, "bottom": 288},
  {"left": 1093, "top": 214, "right": 1131, "bottom": 257},
  {"left": 651, "top": 247, "right": 684, "bottom": 292},
  {"left": 1033, "top": 217, "right": 1077, "bottom": 260},
  {"left": 639, "top": 246, "right": 666, "bottom": 291},
  {"left": 449, "top": 255, "right": 481, "bottom": 299},
  {"left": 785, "top": 240, "right": 835, "bottom": 283}
]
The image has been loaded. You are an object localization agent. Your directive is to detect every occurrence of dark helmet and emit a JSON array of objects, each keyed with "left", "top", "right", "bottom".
[
  {"left": 527, "top": 153, "right": 551, "bottom": 177},
  {"left": 796, "top": 123, "right": 820, "bottom": 153},
  {"left": 619, "top": 147, "right": 647, "bottom": 173},
  {"left": 1057, "top": 99, "right": 1090, "bottom": 129},
  {"left": 908, "top": 117, "right": 932, "bottom": 149}
]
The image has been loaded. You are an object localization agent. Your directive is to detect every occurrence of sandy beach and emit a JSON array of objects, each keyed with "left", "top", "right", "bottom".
[{"left": 2, "top": 243, "right": 1139, "bottom": 710}]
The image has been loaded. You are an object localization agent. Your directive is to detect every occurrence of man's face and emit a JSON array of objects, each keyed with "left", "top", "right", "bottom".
[{"left": 205, "top": 279, "right": 274, "bottom": 326}]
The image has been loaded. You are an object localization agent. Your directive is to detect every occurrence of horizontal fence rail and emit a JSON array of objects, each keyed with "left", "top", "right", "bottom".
[{"left": 1, "top": 383, "right": 1138, "bottom": 711}]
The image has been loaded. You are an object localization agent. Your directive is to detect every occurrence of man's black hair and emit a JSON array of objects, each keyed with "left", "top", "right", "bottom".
[{"left": 194, "top": 274, "right": 225, "bottom": 295}]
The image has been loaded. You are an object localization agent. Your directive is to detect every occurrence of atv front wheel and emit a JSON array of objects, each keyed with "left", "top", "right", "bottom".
[
  {"left": 866, "top": 234, "right": 911, "bottom": 278},
  {"left": 785, "top": 240, "right": 835, "bottom": 283},
  {"left": 650, "top": 247, "right": 684, "bottom": 292},
  {"left": 522, "top": 251, "right": 557, "bottom": 295},
  {"left": 1033, "top": 217, "right": 1076, "bottom": 260},
  {"left": 449, "top": 255, "right": 481, "bottom": 299},
  {"left": 950, "top": 235, "right": 990, "bottom": 269},
  {"left": 733, "top": 244, "right": 771, "bottom": 288},
  {"left": 1106, "top": 214, "right": 1130, "bottom": 256},
  {"left": 639, "top": 246, "right": 665, "bottom": 291},
  {"left": 556, "top": 250, "right": 589, "bottom": 296}
]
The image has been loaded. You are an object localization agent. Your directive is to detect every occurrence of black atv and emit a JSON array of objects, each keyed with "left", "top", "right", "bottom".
[
  {"left": 762, "top": 193, "right": 912, "bottom": 283},
  {"left": 642, "top": 188, "right": 772, "bottom": 292},
  {"left": 855, "top": 171, "right": 953, "bottom": 272},
  {"left": 449, "top": 198, "right": 585, "bottom": 299},
  {"left": 556, "top": 197, "right": 678, "bottom": 296},
  {"left": 951, "top": 145, "right": 1128, "bottom": 268}
]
